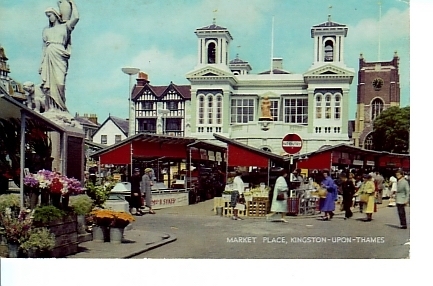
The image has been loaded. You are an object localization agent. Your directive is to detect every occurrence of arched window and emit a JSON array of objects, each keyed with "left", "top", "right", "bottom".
[
  {"left": 371, "top": 98, "right": 384, "bottom": 120},
  {"left": 198, "top": 95, "right": 204, "bottom": 124},
  {"left": 216, "top": 95, "right": 222, "bottom": 124},
  {"left": 315, "top": 94, "right": 322, "bottom": 119},
  {"left": 262, "top": 147, "right": 272, "bottom": 152},
  {"left": 334, "top": 94, "right": 341, "bottom": 119},
  {"left": 207, "top": 43, "right": 216, "bottom": 64},
  {"left": 364, "top": 133, "right": 374, "bottom": 150},
  {"left": 324, "top": 40, "right": 334, "bottom": 62},
  {"left": 207, "top": 95, "right": 213, "bottom": 124},
  {"left": 325, "top": 94, "right": 331, "bottom": 119}
]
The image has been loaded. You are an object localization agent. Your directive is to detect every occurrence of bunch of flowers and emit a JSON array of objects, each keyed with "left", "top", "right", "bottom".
[
  {"left": 0, "top": 211, "right": 32, "bottom": 244},
  {"left": 24, "top": 170, "right": 83, "bottom": 196},
  {"left": 111, "top": 212, "right": 135, "bottom": 228},
  {"left": 90, "top": 209, "right": 115, "bottom": 227}
]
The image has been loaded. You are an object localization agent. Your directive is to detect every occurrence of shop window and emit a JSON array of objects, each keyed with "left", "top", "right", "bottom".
[
  {"left": 166, "top": 118, "right": 181, "bottom": 131},
  {"left": 140, "top": 119, "right": 156, "bottom": 133}
]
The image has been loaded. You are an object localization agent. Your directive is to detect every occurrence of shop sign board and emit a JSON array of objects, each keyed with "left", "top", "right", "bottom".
[
  {"left": 150, "top": 192, "right": 189, "bottom": 210},
  {"left": 366, "top": 160, "right": 375, "bottom": 166},
  {"left": 353, "top": 159, "right": 363, "bottom": 166},
  {"left": 282, "top": 133, "right": 303, "bottom": 155}
]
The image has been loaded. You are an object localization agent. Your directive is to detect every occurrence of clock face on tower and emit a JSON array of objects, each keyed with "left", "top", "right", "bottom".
[{"left": 372, "top": 77, "right": 384, "bottom": 90}]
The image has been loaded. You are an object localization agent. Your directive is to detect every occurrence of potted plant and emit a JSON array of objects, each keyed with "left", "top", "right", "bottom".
[
  {"left": 109, "top": 211, "right": 135, "bottom": 244},
  {"left": 70, "top": 195, "right": 93, "bottom": 234},
  {"left": 0, "top": 194, "right": 20, "bottom": 217},
  {"left": 20, "top": 227, "right": 55, "bottom": 258},
  {"left": 32, "top": 205, "right": 66, "bottom": 226},
  {"left": 89, "top": 209, "right": 115, "bottom": 242},
  {"left": 86, "top": 181, "right": 115, "bottom": 207},
  {"left": 0, "top": 212, "right": 32, "bottom": 258}
]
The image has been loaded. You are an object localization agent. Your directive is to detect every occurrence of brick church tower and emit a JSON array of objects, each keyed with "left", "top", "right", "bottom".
[{"left": 352, "top": 52, "right": 400, "bottom": 149}]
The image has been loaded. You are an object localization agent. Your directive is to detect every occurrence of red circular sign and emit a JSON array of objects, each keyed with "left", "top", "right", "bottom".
[{"left": 282, "top": 133, "right": 303, "bottom": 154}]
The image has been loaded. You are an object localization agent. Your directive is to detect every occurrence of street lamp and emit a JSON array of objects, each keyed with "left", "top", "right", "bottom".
[
  {"left": 122, "top": 67, "right": 140, "bottom": 137},
  {"left": 158, "top": 108, "right": 170, "bottom": 135}
]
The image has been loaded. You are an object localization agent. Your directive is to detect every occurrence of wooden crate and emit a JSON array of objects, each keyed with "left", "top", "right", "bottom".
[
  {"left": 223, "top": 201, "right": 247, "bottom": 217},
  {"left": 213, "top": 197, "right": 227, "bottom": 214},
  {"left": 247, "top": 201, "right": 269, "bottom": 217}
]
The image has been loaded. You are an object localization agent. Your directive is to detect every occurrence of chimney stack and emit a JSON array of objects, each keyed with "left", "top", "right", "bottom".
[
  {"left": 272, "top": 58, "right": 283, "bottom": 70},
  {"left": 88, "top": 113, "right": 98, "bottom": 125},
  {"left": 136, "top": 71, "right": 149, "bottom": 86}
]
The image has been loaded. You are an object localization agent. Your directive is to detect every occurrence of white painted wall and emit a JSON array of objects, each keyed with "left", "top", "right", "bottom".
[{"left": 92, "top": 119, "right": 127, "bottom": 146}]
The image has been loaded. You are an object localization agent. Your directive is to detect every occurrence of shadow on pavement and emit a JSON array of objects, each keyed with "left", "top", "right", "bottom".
[{"left": 385, "top": 223, "right": 401, "bottom": 229}]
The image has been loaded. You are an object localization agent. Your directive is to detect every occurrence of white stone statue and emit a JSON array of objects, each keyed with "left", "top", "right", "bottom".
[
  {"left": 23, "top": 81, "right": 47, "bottom": 113},
  {"left": 39, "top": 0, "right": 79, "bottom": 112}
]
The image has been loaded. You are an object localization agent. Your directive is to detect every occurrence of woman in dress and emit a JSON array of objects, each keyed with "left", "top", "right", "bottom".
[
  {"left": 388, "top": 176, "right": 397, "bottom": 207},
  {"left": 40, "top": 0, "right": 79, "bottom": 112},
  {"left": 357, "top": 174, "right": 376, "bottom": 221},
  {"left": 141, "top": 168, "right": 155, "bottom": 214},
  {"left": 270, "top": 169, "right": 289, "bottom": 222},
  {"left": 130, "top": 168, "right": 144, "bottom": 215},
  {"left": 319, "top": 169, "right": 337, "bottom": 221}
]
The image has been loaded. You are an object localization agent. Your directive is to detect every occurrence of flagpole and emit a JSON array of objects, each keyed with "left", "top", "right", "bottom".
[{"left": 270, "top": 16, "right": 274, "bottom": 74}]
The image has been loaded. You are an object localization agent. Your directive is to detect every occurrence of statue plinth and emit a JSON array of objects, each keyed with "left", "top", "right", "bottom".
[{"left": 258, "top": 117, "right": 273, "bottom": 122}]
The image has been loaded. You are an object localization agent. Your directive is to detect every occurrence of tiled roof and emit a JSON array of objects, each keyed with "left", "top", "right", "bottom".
[
  {"left": 133, "top": 83, "right": 191, "bottom": 100},
  {"left": 313, "top": 21, "right": 346, "bottom": 28},
  {"left": 75, "top": 116, "right": 99, "bottom": 127},
  {"left": 110, "top": 116, "right": 129, "bottom": 135},
  {"left": 259, "top": 69, "right": 291, "bottom": 75},
  {"left": 197, "top": 24, "right": 227, "bottom": 30}
]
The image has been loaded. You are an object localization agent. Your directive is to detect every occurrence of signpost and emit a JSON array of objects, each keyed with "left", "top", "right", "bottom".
[{"left": 282, "top": 134, "right": 303, "bottom": 184}]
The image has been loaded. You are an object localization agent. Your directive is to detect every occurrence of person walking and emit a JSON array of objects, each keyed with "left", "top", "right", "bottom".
[
  {"left": 374, "top": 171, "right": 385, "bottom": 204},
  {"left": 319, "top": 169, "right": 338, "bottom": 221},
  {"left": 141, "top": 168, "right": 155, "bottom": 214},
  {"left": 358, "top": 174, "right": 376, "bottom": 222},
  {"left": 353, "top": 175, "right": 363, "bottom": 212},
  {"left": 270, "top": 169, "right": 289, "bottom": 222},
  {"left": 231, "top": 170, "right": 245, "bottom": 220},
  {"left": 388, "top": 176, "right": 397, "bottom": 207},
  {"left": 340, "top": 173, "right": 355, "bottom": 219},
  {"left": 130, "top": 168, "right": 144, "bottom": 215},
  {"left": 394, "top": 169, "right": 410, "bottom": 229}
]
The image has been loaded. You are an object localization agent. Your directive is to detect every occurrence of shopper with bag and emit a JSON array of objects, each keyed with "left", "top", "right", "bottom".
[
  {"left": 357, "top": 174, "right": 375, "bottom": 222},
  {"left": 141, "top": 168, "right": 155, "bottom": 214},
  {"left": 319, "top": 169, "right": 337, "bottom": 221},
  {"left": 340, "top": 173, "right": 355, "bottom": 219},
  {"left": 270, "top": 169, "right": 289, "bottom": 222}
]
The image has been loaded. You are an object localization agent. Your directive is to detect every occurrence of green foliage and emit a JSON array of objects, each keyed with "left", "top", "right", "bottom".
[
  {"left": 33, "top": 205, "right": 66, "bottom": 225},
  {"left": 0, "top": 194, "right": 20, "bottom": 214},
  {"left": 372, "top": 106, "right": 410, "bottom": 153},
  {"left": 70, "top": 195, "right": 93, "bottom": 215},
  {"left": 85, "top": 181, "right": 115, "bottom": 207},
  {"left": 20, "top": 227, "right": 55, "bottom": 252}
]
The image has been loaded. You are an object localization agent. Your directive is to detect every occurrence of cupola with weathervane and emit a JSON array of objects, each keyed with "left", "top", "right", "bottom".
[
  {"left": 194, "top": 18, "right": 233, "bottom": 71},
  {"left": 310, "top": 14, "right": 348, "bottom": 65}
]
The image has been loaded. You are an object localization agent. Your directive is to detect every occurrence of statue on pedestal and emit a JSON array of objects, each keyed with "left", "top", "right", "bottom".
[
  {"left": 39, "top": 0, "right": 79, "bottom": 113},
  {"left": 259, "top": 96, "right": 273, "bottom": 121}
]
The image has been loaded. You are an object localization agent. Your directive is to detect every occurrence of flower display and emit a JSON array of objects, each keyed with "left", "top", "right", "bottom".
[
  {"left": 90, "top": 209, "right": 135, "bottom": 228},
  {"left": 111, "top": 212, "right": 135, "bottom": 228},
  {"left": 0, "top": 211, "right": 32, "bottom": 244},
  {"left": 23, "top": 169, "right": 83, "bottom": 196}
]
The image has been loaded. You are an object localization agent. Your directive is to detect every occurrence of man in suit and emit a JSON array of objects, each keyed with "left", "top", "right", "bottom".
[{"left": 394, "top": 169, "right": 410, "bottom": 229}]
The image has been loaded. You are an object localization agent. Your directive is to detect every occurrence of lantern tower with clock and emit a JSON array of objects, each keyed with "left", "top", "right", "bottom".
[{"left": 352, "top": 52, "right": 401, "bottom": 149}]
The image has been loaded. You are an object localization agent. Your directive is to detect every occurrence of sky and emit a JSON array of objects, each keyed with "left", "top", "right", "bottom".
[{"left": 1, "top": 0, "right": 409, "bottom": 123}]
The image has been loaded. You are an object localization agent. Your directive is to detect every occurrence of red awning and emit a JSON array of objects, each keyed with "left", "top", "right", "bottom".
[
  {"left": 100, "top": 143, "right": 131, "bottom": 165},
  {"left": 227, "top": 144, "right": 269, "bottom": 168},
  {"left": 296, "top": 152, "right": 332, "bottom": 170}
]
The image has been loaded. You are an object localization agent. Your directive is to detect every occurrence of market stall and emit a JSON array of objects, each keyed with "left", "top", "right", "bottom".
[{"left": 213, "top": 134, "right": 289, "bottom": 217}]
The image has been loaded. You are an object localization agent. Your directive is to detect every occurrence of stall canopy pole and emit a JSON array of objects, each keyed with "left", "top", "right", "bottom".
[
  {"left": 130, "top": 143, "right": 133, "bottom": 180},
  {"left": 267, "top": 159, "right": 270, "bottom": 187},
  {"left": 189, "top": 147, "right": 192, "bottom": 191},
  {"left": 19, "top": 111, "right": 26, "bottom": 210}
]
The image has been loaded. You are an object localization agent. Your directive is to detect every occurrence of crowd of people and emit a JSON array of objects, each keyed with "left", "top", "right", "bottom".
[{"left": 228, "top": 167, "right": 410, "bottom": 229}]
